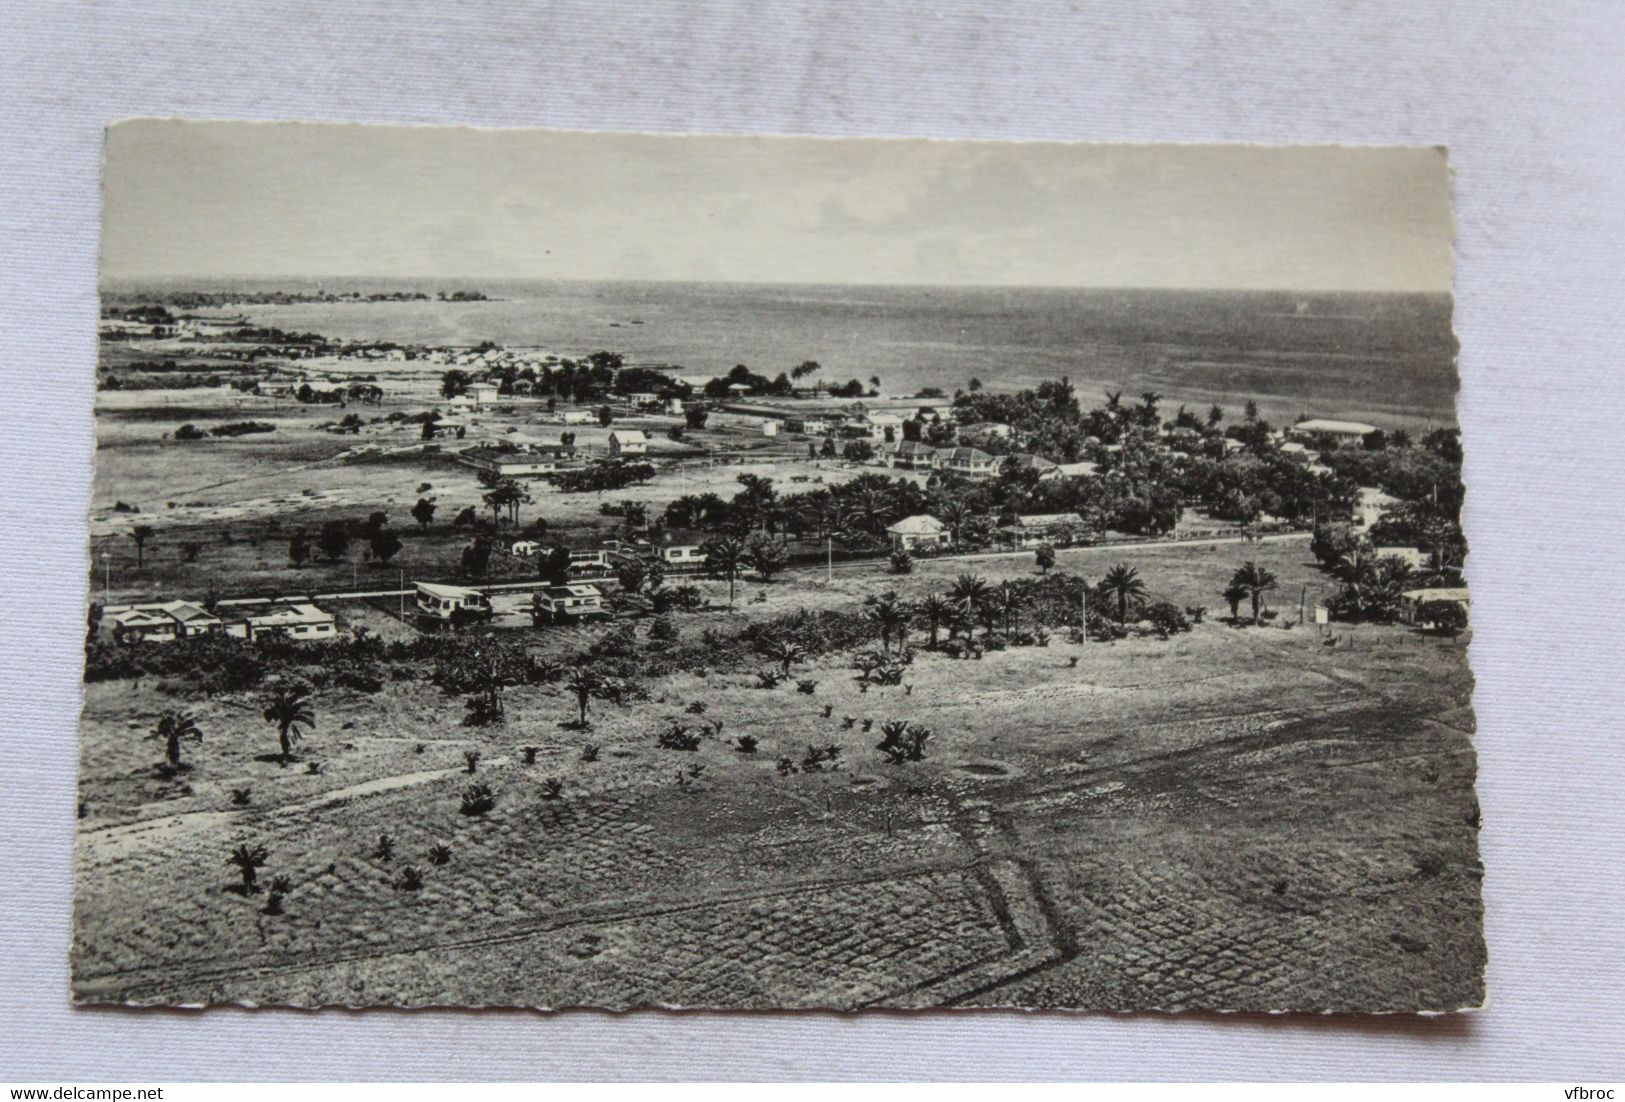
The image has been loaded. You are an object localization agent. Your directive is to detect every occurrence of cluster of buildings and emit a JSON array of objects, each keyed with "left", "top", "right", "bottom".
[
  {"left": 884, "top": 510, "right": 1092, "bottom": 554},
  {"left": 100, "top": 600, "right": 338, "bottom": 645}
]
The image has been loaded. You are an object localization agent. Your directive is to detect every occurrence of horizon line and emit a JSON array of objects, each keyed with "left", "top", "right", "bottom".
[{"left": 97, "top": 274, "right": 1454, "bottom": 297}]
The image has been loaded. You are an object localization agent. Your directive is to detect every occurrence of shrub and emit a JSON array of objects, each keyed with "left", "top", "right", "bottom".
[
  {"left": 734, "top": 734, "right": 759, "bottom": 754},
  {"left": 796, "top": 678, "right": 818, "bottom": 694},
  {"left": 459, "top": 783, "right": 496, "bottom": 816},
  {"left": 521, "top": 745, "right": 538, "bottom": 766},
  {"left": 1143, "top": 600, "right": 1192, "bottom": 639},
  {"left": 209, "top": 420, "right": 276, "bottom": 438},
  {"left": 801, "top": 743, "right": 842, "bottom": 773},
  {"left": 876, "top": 721, "right": 931, "bottom": 764},
  {"left": 427, "top": 844, "right": 452, "bottom": 866},
  {"left": 580, "top": 743, "right": 600, "bottom": 763},
  {"left": 174, "top": 423, "right": 207, "bottom": 441},
  {"left": 463, "top": 749, "right": 481, "bottom": 773},
  {"left": 231, "top": 787, "right": 252, "bottom": 807},
  {"left": 889, "top": 549, "right": 914, "bottom": 574},
  {"left": 755, "top": 668, "right": 783, "bottom": 689},
  {"left": 372, "top": 833, "right": 395, "bottom": 861},
  {"left": 540, "top": 778, "right": 564, "bottom": 800},
  {"left": 776, "top": 755, "right": 798, "bottom": 776},
  {"left": 649, "top": 615, "right": 680, "bottom": 644},
  {"left": 394, "top": 866, "right": 424, "bottom": 892},
  {"left": 657, "top": 722, "right": 702, "bottom": 752}
]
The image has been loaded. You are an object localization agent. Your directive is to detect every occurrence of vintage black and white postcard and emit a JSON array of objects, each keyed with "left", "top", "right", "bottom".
[{"left": 78, "top": 123, "right": 1481, "bottom": 1011}]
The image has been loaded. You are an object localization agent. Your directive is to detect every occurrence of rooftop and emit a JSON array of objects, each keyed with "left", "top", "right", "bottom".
[
  {"left": 887, "top": 514, "right": 947, "bottom": 535},
  {"left": 1292, "top": 418, "right": 1378, "bottom": 436},
  {"left": 415, "top": 581, "right": 484, "bottom": 600}
]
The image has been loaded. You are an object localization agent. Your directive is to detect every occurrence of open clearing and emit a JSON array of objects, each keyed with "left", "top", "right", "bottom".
[{"left": 74, "top": 533, "right": 1481, "bottom": 1010}]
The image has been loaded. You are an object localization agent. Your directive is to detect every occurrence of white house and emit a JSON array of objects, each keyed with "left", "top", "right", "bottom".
[
  {"left": 608, "top": 429, "right": 648, "bottom": 457},
  {"left": 557, "top": 410, "right": 595, "bottom": 426},
  {"left": 1007, "top": 512, "right": 1088, "bottom": 547},
  {"left": 569, "top": 548, "right": 612, "bottom": 573},
  {"left": 661, "top": 544, "right": 707, "bottom": 566},
  {"left": 413, "top": 582, "right": 490, "bottom": 623},
  {"left": 1055, "top": 460, "right": 1098, "bottom": 479},
  {"left": 1004, "top": 453, "right": 1062, "bottom": 480},
  {"left": 939, "top": 446, "right": 998, "bottom": 478},
  {"left": 103, "top": 600, "right": 221, "bottom": 644},
  {"left": 1289, "top": 418, "right": 1378, "bottom": 447},
  {"left": 891, "top": 441, "right": 938, "bottom": 470},
  {"left": 860, "top": 412, "right": 906, "bottom": 441},
  {"left": 234, "top": 602, "right": 338, "bottom": 640},
  {"left": 458, "top": 445, "right": 579, "bottom": 478},
  {"left": 468, "top": 382, "right": 501, "bottom": 408},
  {"left": 534, "top": 583, "right": 608, "bottom": 624},
  {"left": 886, "top": 514, "right": 951, "bottom": 553},
  {"left": 1355, "top": 486, "right": 1401, "bottom": 528},
  {"left": 509, "top": 540, "right": 542, "bottom": 558}
]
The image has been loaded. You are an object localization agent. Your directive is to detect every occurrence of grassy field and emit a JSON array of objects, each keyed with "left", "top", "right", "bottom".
[{"left": 73, "top": 537, "right": 1482, "bottom": 1010}]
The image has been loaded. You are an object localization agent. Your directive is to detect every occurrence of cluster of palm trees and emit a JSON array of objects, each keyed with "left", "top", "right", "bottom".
[
  {"left": 146, "top": 684, "right": 316, "bottom": 774},
  {"left": 1222, "top": 561, "right": 1279, "bottom": 623}
]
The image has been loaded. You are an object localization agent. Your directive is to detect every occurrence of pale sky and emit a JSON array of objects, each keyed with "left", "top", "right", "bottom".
[{"left": 102, "top": 121, "right": 1452, "bottom": 292}]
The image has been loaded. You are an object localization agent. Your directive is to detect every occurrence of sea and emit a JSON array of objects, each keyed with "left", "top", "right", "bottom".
[{"left": 102, "top": 279, "right": 1461, "bottom": 426}]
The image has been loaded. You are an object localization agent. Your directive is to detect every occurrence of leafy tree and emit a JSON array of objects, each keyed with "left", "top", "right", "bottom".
[
  {"left": 262, "top": 685, "right": 315, "bottom": 764},
  {"left": 1034, "top": 544, "right": 1057, "bottom": 574},
  {"left": 152, "top": 710, "right": 201, "bottom": 768},
  {"left": 747, "top": 534, "right": 789, "bottom": 581},
  {"left": 411, "top": 497, "right": 437, "bottom": 530},
  {"left": 369, "top": 528, "right": 403, "bottom": 564},
  {"left": 288, "top": 529, "right": 310, "bottom": 567},
  {"left": 440, "top": 369, "right": 472, "bottom": 398},
  {"left": 538, "top": 544, "right": 572, "bottom": 585},
  {"left": 317, "top": 520, "right": 350, "bottom": 562},
  {"left": 684, "top": 404, "right": 709, "bottom": 429},
  {"left": 616, "top": 556, "right": 648, "bottom": 594},
  {"left": 597, "top": 405, "right": 613, "bottom": 427},
  {"left": 1098, "top": 563, "right": 1148, "bottom": 623},
  {"left": 461, "top": 536, "right": 493, "bottom": 579}
]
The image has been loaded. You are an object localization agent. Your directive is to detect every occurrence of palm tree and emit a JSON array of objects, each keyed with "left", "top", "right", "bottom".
[
  {"left": 227, "top": 843, "right": 268, "bottom": 892},
  {"left": 131, "top": 524, "right": 155, "bottom": 568},
  {"left": 564, "top": 668, "right": 602, "bottom": 727},
  {"left": 1222, "top": 581, "right": 1248, "bottom": 621},
  {"left": 1098, "top": 563, "right": 1147, "bottom": 623},
  {"left": 262, "top": 685, "right": 315, "bottom": 765},
  {"left": 939, "top": 501, "right": 973, "bottom": 542},
  {"left": 702, "top": 536, "right": 747, "bottom": 611},
  {"left": 763, "top": 639, "right": 807, "bottom": 678},
  {"left": 152, "top": 710, "right": 201, "bottom": 768},
  {"left": 992, "top": 581, "right": 1024, "bottom": 635},
  {"left": 917, "top": 594, "right": 953, "bottom": 648},
  {"left": 1230, "top": 561, "right": 1278, "bottom": 622},
  {"left": 866, "top": 591, "right": 911, "bottom": 653}
]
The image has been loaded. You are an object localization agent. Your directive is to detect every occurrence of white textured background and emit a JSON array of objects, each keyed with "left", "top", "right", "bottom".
[{"left": 3, "top": 0, "right": 1623, "bottom": 1082}]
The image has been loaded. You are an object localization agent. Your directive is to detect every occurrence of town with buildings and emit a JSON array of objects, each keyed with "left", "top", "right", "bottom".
[{"left": 75, "top": 131, "right": 1480, "bottom": 1014}]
